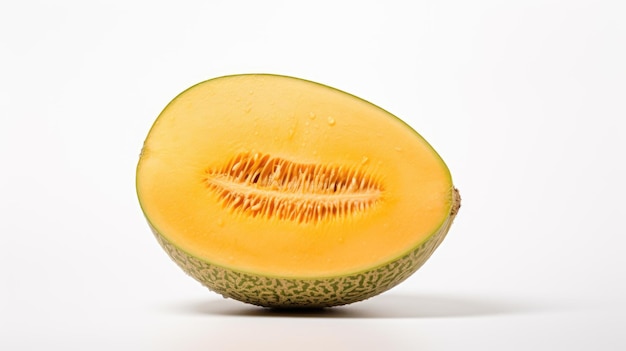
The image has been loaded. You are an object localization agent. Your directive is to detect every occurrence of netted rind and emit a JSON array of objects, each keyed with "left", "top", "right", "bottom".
[{"left": 150, "top": 189, "right": 460, "bottom": 308}]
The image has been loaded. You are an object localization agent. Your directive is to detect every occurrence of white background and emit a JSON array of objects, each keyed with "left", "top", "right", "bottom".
[{"left": 1, "top": 0, "right": 625, "bottom": 350}]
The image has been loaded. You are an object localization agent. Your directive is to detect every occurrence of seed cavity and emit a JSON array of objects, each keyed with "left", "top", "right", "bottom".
[{"left": 204, "top": 152, "right": 383, "bottom": 223}]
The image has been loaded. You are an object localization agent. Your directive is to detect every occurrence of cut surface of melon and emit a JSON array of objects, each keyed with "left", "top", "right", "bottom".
[{"left": 136, "top": 74, "right": 459, "bottom": 307}]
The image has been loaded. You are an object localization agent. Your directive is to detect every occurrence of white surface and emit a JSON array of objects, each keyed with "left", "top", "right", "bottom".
[{"left": 1, "top": 1, "right": 625, "bottom": 350}]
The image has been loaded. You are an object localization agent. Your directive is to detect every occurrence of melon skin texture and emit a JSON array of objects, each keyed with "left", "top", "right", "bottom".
[
  {"left": 137, "top": 74, "right": 461, "bottom": 308},
  {"left": 152, "top": 189, "right": 459, "bottom": 308}
]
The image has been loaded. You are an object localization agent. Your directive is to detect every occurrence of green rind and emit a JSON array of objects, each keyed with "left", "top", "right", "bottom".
[{"left": 150, "top": 189, "right": 460, "bottom": 308}]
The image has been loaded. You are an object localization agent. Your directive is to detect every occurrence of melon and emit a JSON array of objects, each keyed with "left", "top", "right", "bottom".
[{"left": 136, "top": 74, "right": 460, "bottom": 308}]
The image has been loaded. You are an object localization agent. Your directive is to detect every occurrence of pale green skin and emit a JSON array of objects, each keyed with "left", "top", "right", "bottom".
[{"left": 149, "top": 189, "right": 460, "bottom": 308}]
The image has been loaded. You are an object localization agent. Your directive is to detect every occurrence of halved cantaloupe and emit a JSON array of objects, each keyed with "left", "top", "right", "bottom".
[{"left": 136, "top": 74, "right": 460, "bottom": 308}]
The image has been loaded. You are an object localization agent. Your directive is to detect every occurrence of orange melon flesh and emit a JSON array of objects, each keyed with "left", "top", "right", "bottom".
[{"left": 137, "top": 74, "right": 454, "bottom": 279}]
